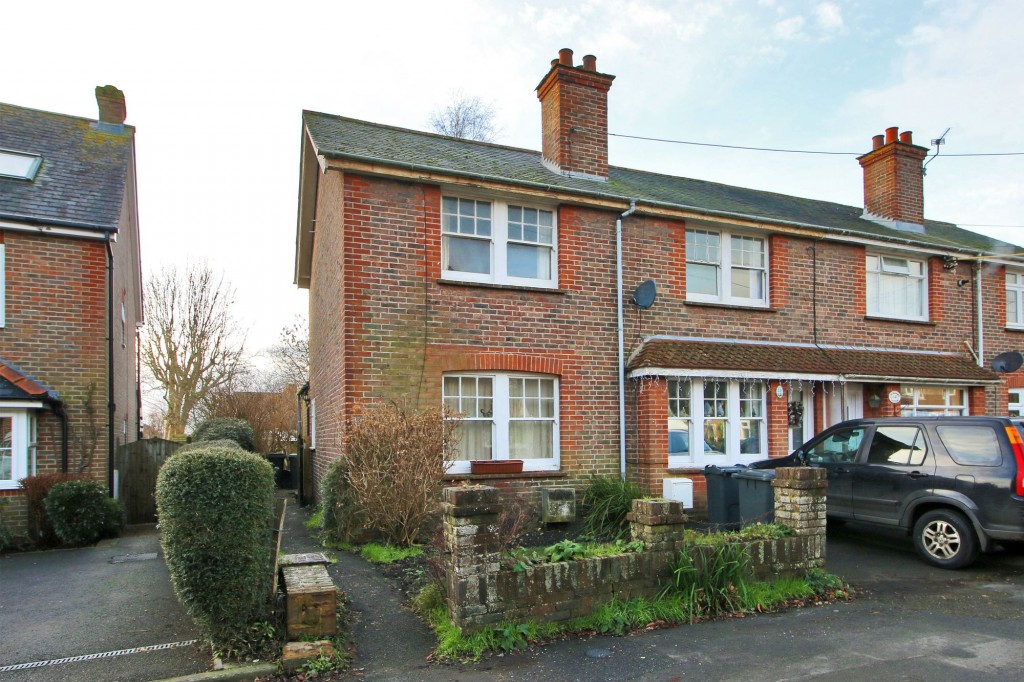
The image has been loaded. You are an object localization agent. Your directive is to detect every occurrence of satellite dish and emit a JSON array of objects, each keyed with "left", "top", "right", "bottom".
[
  {"left": 630, "top": 279, "right": 657, "bottom": 309},
  {"left": 992, "top": 351, "right": 1024, "bottom": 373}
]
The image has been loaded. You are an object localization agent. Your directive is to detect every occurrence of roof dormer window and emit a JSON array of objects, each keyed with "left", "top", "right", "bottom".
[{"left": 0, "top": 150, "right": 42, "bottom": 180}]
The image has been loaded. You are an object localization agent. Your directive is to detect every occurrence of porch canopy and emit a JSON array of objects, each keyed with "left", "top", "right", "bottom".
[
  {"left": 627, "top": 337, "right": 1001, "bottom": 386},
  {"left": 0, "top": 357, "right": 59, "bottom": 405}
]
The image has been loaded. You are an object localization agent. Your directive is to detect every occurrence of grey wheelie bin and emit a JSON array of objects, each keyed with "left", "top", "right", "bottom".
[{"left": 734, "top": 468, "right": 776, "bottom": 525}]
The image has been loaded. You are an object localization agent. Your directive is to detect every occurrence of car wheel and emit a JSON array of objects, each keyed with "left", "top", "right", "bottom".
[{"left": 913, "top": 509, "right": 979, "bottom": 569}]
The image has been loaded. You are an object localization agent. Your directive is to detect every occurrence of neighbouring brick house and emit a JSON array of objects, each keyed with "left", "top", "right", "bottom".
[
  {"left": 294, "top": 49, "right": 1024, "bottom": 513},
  {"left": 0, "top": 87, "right": 142, "bottom": 536}
]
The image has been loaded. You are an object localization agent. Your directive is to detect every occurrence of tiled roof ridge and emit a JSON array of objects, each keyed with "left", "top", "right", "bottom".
[
  {"left": 0, "top": 101, "right": 137, "bottom": 132},
  {"left": 0, "top": 357, "right": 57, "bottom": 399}
]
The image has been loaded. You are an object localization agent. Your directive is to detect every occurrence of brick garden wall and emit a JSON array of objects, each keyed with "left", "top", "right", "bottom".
[{"left": 442, "top": 468, "right": 826, "bottom": 632}]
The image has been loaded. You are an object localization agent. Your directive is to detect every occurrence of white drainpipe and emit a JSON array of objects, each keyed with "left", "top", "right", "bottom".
[
  {"left": 976, "top": 258, "right": 984, "bottom": 367},
  {"left": 617, "top": 200, "right": 638, "bottom": 479}
]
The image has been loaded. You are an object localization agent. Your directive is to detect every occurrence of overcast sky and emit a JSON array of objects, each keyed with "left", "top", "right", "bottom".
[{"left": 6, "top": 0, "right": 1023, "bottom": 361}]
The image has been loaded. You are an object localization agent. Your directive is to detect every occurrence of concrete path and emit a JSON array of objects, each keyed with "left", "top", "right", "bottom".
[{"left": 0, "top": 525, "right": 209, "bottom": 682}]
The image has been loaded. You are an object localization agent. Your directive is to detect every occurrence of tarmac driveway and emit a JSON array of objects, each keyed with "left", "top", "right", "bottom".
[{"left": 0, "top": 525, "right": 209, "bottom": 682}]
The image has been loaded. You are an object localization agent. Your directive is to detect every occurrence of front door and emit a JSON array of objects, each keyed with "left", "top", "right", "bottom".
[
  {"left": 788, "top": 387, "right": 814, "bottom": 452},
  {"left": 826, "top": 383, "right": 865, "bottom": 428}
]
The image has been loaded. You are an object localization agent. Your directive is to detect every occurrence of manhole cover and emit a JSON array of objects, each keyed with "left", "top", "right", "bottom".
[
  {"left": 586, "top": 647, "right": 612, "bottom": 659},
  {"left": 110, "top": 553, "right": 158, "bottom": 564}
]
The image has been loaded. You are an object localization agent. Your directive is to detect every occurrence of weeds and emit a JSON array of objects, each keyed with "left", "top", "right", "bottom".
[
  {"left": 580, "top": 477, "right": 642, "bottom": 539},
  {"left": 507, "top": 538, "right": 644, "bottom": 571},
  {"left": 660, "top": 541, "right": 750, "bottom": 618}
]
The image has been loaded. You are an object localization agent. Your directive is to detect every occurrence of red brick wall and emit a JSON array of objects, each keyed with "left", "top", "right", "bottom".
[
  {"left": 536, "top": 65, "right": 613, "bottom": 178},
  {"left": 0, "top": 231, "right": 113, "bottom": 534},
  {"left": 305, "top": 167, "right": 1014, "bottom": 510}
]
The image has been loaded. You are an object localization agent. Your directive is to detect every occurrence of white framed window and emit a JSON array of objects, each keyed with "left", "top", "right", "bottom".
[
  {"left": 0, "top": 150, "right": 42, "bottom": 180},
  {"left": 900, "top": 386, "right": 968, "bottom": 416},
  {"left": 685, "top": 229, "right": 767, "bottom": 306},
  {"left": 443, "top": 373, "right": 559, "bottom": 474},
  {"left": 308, "top": 398, "right": 316, "bottom": 449},
  {"left": 866, "top": 254, "right": 927, "bottom": 320},
  {"left": 1, "top": 243, "right": 5, "bottom": 327},
  {"left": 1, "top": 410, "right": 35, "bottom": 490},
  {"left": 441, "top": 197, "right": 556, "bottom": 288},
  {"left": 1009, "top": 389, "right": 1024, "bottom": 417},
  {"left": 667, "top": 378, "right": 766, "bottom": 467},
  {"left": 1006, "top": 270, "right": 1024, "bottom": 328}
]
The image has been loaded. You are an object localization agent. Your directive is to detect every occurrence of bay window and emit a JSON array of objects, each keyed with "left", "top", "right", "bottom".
[
  {"left": 443, "top": 373, "right": 559, "bottom": 474},
  {"left": 900, "top": 386, "right": 968, "bottom": 416},
  {"left": 667, "top": 378, "right": 766, "bottom": 467},
  {"left": 1, "top": 410, "right": 35, "bottom": 490}
]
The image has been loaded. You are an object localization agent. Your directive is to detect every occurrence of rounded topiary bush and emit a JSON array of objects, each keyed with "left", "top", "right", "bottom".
[
  {"left": 192, "top": 418, "right": 255, "bottom": 451},
  {"left": 156, "top": 446, "right": 275, "bottom": 648},
  {"left": 43, "top": 480, "right": 123, "bottom": 546},
  {"left": 177, "top": 438, "right": 243, "bottom": 455}
]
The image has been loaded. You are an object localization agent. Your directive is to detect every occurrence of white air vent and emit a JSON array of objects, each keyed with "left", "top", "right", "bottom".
[{"left": 662, "top": 477, "right": 693, "bottom": 508}]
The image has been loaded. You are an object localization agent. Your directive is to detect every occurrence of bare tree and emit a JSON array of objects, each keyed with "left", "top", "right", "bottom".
[
  {"left": 266, "top": 315, "right": 308, "bottom": 388},
  {"left": 141, "top": 265, "right": 245, "bottom": 440},
  {"left": 429, "top": 92, "right": 498, "bottom": 142}
]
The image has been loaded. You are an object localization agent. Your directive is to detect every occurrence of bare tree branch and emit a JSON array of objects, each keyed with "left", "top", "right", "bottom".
[
  {"left": 429, "top": 92, "right": 499, "bottom": 142},
  {"left": 141, "top": 264, "right": 245, "bottom": 439}
]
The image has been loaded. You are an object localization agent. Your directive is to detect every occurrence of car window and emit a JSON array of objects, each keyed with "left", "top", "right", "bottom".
[
  {"left": 867, "top": 426, "right": 926, "bottom": 466},
  {"left": 669, "top": 429, "right": 689, "bottom": 455},
  {"left": 805, "top": 427, "right": 865, "bottom": 464},
  {"left": 936, "top": 425, "right": 1002, "bottom": 466}
]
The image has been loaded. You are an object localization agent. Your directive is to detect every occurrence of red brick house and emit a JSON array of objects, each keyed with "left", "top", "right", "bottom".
[
  {"left": 0, "top": 87, "right": 142, "bottom": 536},
  {"left": 294, "top": 50, "right": 1023, "bottom": 512}
]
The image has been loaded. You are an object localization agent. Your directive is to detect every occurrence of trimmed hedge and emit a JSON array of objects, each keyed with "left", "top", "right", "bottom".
[
  {"left": 44, "top": 480, "right": 123, "bottom": 546},
  {"left": 177, "top": 438, "right": 243, "bottom": 454},
  {"left": 192, "top": 418, "right": 255, "bottom": 451},
  {"left": 156, "top": 445, "right": 276, "bottom": 648}
]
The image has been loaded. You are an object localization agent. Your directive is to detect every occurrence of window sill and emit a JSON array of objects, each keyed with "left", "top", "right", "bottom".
[
  {"left": 444, "top": 470, "right": 568, "bottom": 482},
  {"left": 684, "top": 300, "right": 776, "bottom": 313},
  {"left": 1006, "top": 326, "right": 1024, "bottom": 333},
  {"left": 864, "top": 315, "right": 935, "bottom": 326},
  {"left": 437, "top": 279, "right": 566, "bottom": 295}
]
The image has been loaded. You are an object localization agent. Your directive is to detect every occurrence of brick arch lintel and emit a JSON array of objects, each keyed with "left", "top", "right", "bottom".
[{"left": 434, "top": 347, "right": 563, "bottom": 376}]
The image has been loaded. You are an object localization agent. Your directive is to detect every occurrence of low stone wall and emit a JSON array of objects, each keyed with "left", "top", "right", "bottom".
[{"left": 442, "top": 467, "right": 827, "bottom": 633}]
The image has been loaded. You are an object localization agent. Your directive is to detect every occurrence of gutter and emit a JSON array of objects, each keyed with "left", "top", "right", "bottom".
[{"left": 616, "top": 200, "right": 638, "bottom": 480}]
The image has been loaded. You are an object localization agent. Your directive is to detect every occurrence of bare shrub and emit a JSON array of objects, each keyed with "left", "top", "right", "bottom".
[
  {"left": 496, "top": 494, "right": 535, "bottom": 550},
  {"left": 344, "top": 404, "right": 457, "bottom": 547}
]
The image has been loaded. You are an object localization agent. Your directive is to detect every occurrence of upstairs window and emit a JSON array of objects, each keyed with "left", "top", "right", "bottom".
[
  {"left": 441, "top": 197, "right": 556, "bottom": 288},
  {"left": 1006, "top": 270, "right": 1024, "bottom": 328},
  {"left": 0, "top": 243, "right": 5, "bottom": 327},
  {"left": 685, "top": 229, "right": 767, "bottom": 306},
  {"left": 866, "top": 254, "right": 927, "bottom": 320}
]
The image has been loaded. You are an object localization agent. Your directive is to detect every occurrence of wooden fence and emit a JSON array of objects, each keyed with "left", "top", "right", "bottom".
[{"left": 115, "top": 438, "right": 181, "bottom": 523}]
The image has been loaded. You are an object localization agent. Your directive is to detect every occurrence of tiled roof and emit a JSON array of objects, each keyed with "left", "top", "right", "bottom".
[
  {"left": 0, "top": 357, "right": 58, "bottom": 401},
  {"left": 302, "top": 112, "right": 1021, "bottom": 257},
  {"left": 627, "top": 338, "right": 1000, "bottom": 383},
  {"left": 0, "top": 103, "right": 134, "bottom": 232}
]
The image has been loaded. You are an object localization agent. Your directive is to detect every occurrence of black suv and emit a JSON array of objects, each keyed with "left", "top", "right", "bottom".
[{"left": 757, "top": 417, "right": 1024, "bottom": 569}]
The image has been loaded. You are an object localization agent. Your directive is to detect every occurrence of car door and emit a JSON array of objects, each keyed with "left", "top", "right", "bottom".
[
  {"left": 853, "top": 423, "right": 935, "bottom": 525},
  {"left": 801, "top": 424, "right": 868, "bottom": 518}
]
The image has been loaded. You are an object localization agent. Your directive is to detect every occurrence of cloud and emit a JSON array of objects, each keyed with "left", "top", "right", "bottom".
[
  {"left": 773, "top": 16, "right": 806, "bottom": 40},
  {"left": 814, "top": 2, "right": 843, "bottom": 31}
]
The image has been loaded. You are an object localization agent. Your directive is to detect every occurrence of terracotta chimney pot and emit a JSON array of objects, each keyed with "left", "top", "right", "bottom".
[
  {"left": 582, "top": 54, "right": 597, "bottom": 71},
  {"left": 558, "top": 48, "right": 574, "bottom": 66}
]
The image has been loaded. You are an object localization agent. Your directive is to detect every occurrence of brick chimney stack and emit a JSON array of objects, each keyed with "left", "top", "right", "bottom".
[
  {"left": 95, "top": 85, "right": 126, "bottom": 125},
  {"left": 536, "top": 48, "right": 615, "bottom": 180},
  {"left": 857, "top": 126, "right": 929, "bottom": 227}
]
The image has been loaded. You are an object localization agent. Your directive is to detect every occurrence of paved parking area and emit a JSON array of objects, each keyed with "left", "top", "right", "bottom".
[{"left": 0, "top": 525, "right": 209, "bottom": 682}]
